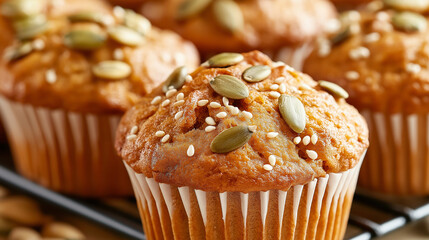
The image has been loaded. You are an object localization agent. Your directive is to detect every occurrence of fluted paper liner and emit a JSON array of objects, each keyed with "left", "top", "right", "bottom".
[
  {"left": 0, "top": 97, "right": 133, "bottom": 197},
  {"left": 125, "top": 155, "right": 364, "bottom": 239},
  {"left": 359, "top": 110, "right": 429, "bottom": 195}
]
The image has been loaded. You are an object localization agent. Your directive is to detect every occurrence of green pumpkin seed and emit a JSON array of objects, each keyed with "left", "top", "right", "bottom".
[
  {"left": 14, "top": 14, "right": 48, "bottom": 40},
  {"left": 124, "top": 10, "right": 151, "bottom": 35},
  {"left": 279, "top": 95, "right": 306, "bottom": 133},
  {"left": 108, "top": 26, "right": 144, "bottom": 46},
  {"left": 213, "top": 0, "right": 244, "bottom": 33},
  {"left": 64, "top": 30, "right": 106, "bottom": 50},
  {"left": 392, "top": 12, "right": 427, "bottom": 32},
  {"left": 92, "top": 61, "right": 132, "bottom": 80},
  {"left": 331, "top": 27, "right": 351, "bottom": 45},
  {"left": 243, "top": 65, "right": 271, "bottom": 83},
  {"left": 163, "top": 66, "right": 187, "bottom": 92},
  {"left": 319, "top": 81, "right": 349, "bottom": 99},
  {"left": 384, "top": 0, "right": 429, "bottom": 13},
  {"left": 68, "top": 12, "right": 114, "bottom": 26},
  {"left": 210, "top": 125, "right": 253, "bottom": 153},
  {"left": 6, "top": 42, "right": 33, "bottom": 61},
  {"left": 1, "top": 0, "right": 43, "bottom": 18},
  {"left": 210, "top": 75, "right": 249, "bottom": 99},
  {"left": 177, "top": 0, "right": 212, "bottom": 20},
  {"left": 208, "top": 52, "right": 243, "bottom": 67}
]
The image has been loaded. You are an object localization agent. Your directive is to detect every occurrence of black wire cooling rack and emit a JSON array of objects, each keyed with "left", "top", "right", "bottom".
[{"left": 0, "top": 143, "right": 428, "bottom": 240}]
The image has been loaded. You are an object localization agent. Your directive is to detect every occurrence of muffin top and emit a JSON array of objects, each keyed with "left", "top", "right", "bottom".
[
  {"left": 329, "top": 0, "right": 373, "bottom": 9},
  {"left": 116, "top": 51, "right": 369, "bottom": 193},
  {"left": 140, "top": 0, "right": 337, "bottom": 53},
  {"left": 0, "top": 0, "right": 199, "bottom": 114},
  {"left": 304, "top": 1, "right": 429, "bottom": 114}
]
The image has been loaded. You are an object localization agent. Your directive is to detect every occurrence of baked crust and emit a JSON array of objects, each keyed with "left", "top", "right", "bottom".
[
  {"left": 0, "top": 0, "right": 199, "bottom": 114},
  {"left": 116, "top": 51, "right": 369, "bottom": 192}
]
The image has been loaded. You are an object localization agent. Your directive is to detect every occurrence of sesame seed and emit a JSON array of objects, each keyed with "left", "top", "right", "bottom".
[
  {"left": 32, "top": 39, "right": 45, "bottom": 50},
  {"left": 187, "top": 145, "right": 195, "bottom": 157},
  {"left": 347, "top": 10, "right": 361, "bottom": 22},
  {"left": 201, "top": 61, "right": 209, "bottom": 67},
  {"left": 45, "top": 69, "right": 57, "bottom": 84},
  {"left": 126, "top": 134, "right": 137, "bottom": 140},
  {"left": 173, "top": 100, "right": 185, "bottom": 107},
  {"left": 376, "top": 11, "right": 390, "bottom": 22},
  {"left": 267, "top": 132, "right": 279, "bottom": 138},
  {"left": 228, "top": 106, "right": 240, "bottom": 115},
  {"left": 161, "top": 134, "right": 170, "bottom": 143},
  {"left": 176, "top": 93, "right": 184, "bottom": 101},
  {"left": 185, "top": 75, "right": 193, "bottom": 82},
  {"left": 205, "top": 126, "right": 216, "bottom": 132},
  {"left": 293, "top": 136, "right": 301, "bottom": 144},
  {"left": 161, "top": 99, "right": 171, "bottom": 107},
  {"left": 350, "top": 24, "right": 361, "bottom": 34},
  {"left": 306, "top": 150, "right": 318, "bottom": 160},
  {"left": 222, "top": 97, "right": 229, "bottom": 106},
  {"left": 268, "top": 155, "right": 277, "bottom": 166},
  {"left": 279, "top": 83, "right": 286, "bottom": 93},
  {"left": 216, "top": 112, "right": 227, "bottom": 118},
  {"left": 303, "top": 136, "right": 310, "bottom": 145},
  {"left": 270, "top": 84, "right": 279, "bottom": 90},
  {"left": 210, "top": 102, "right": 221, "bottom": 108},
  {"left": 275, "top": 77, "right": 285, "bottom": 84},
  {"left": 205, "top": 117, "right": 216, "bottom": 125},
  {"left": 168, "top": 86, "right": 175, "bottom": 90},
  {"left": 248, "top": 125, "right": 257, "bottom": 132},
  {"left": 349, "top": 47, "right": 370, "bottom": 60},
  {"left": 345, "top": 71, "right": 360, "bottom": 80},
  {"left": 269, "top": 92, "right": 281, "bottom": 98},
  {"left": 317, "top": 37, "right": 331, "bottom": 57},
  {"left": 166, "top": 89, "right": 177, "bottom": 98},
  {"left": 324, "top": 19, "right": 341, "bottom": 34},
  {"left": 311, "top": 134, "right": 318, "bottom": 144},
  {"left": 364, "top": 32, "right": 380, "bottom": 43},
  {"left": 242, "top": 111, "right": 253, "bottom": 119},
  {"left": 113, "top": 6, "right": 126, "bottom": 19},
  {"left": 151, "top": 96, "right": 162, "bottom": 105},
  {"left": 263, "top": 164, "right": 273, "bottom": 171},
  {"left": 174, "top": 111, "right": 184, "bottom": 119},
  {"left": 406, "top": 63, "right": 421, "bottom": 74},
  {"left": 198, "top": 100, "right": 209, "bottom": 106},
  {"left": 367, "top": 1, "right": 383, "bottom": 12},
  {"left": 272, "top": 61, "right": 285, "bottom": 68},
  {"left": 130, "top": 126, "right": 138, "bottom": 135},
  {"left": 155, "top": 131, "right": 165, "bottom": 137},
  {"left": 113, "top": 49, "right": 124, "bottom": 60}
]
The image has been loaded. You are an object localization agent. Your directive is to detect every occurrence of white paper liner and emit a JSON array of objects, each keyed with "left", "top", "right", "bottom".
[
  {"left": 271, "top": 42, "right": 314, "bottom": 71},
  {"left": 359, "top": 110, "right": 429, "bottom": 195},
  {"left": 125, "top": 154, "right": 364, "bottom": 239},
  {"left": 0, "top": 97, "right": 133, "bottom": 197}
]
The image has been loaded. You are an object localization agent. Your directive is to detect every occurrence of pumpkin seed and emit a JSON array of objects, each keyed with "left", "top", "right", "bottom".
[
  {"left": 208, "top": 52, "right": 243, "bottom": 67},
  {"left": 68, "top": 12, "right": 113, "bottom": 26},
  {"left": 41, "top": 222, "right": 85, "bottom": 239},
  {"left": 8, "top": 227, "right": 41, "bottom": 240},
  {"left": 14, "top": 14, "right": 48, "bottom": 40},
  {"left": 210, "top": 125, "right": 253, "bottom": 153},
  {"left": 6, "top": 42, "right": 33, "bottom": 61},
  {"left": 1, "top": 0, "right": 43, "bottom": 18},
  {"left": 124, "top": 10, "right": 151, "bottom": 35},
  {"left": 210, "top": 75, "right": 249, "bottom": 99},
  {"left": 331, "top": 27, "right": 351, "bottom": 45},
  {"left": 162, "top": 66, "right": 187, "bottom": 92},
  {"left": 243, "top": 65, "right": 271, "bottom": 82},
  {"left": 319, "top": 80, "right": 349, "bottom": 99},
  {"left": 93, "top": 61, "right": 132, "bottom": 80},
  {"left": 108, "top": 26, "right": 144, "bottom": 46},
  {"left": 177, "top": 0, "right": 212, "bottom": 20},
  {"left": 278, "top": 95, "right": 306, "bottom": 133},
  {"left": 64, "top": 30, "right": 106, "bottom": 50},
  {"left": 384, "top": 0, "right": 429, "bottom": 12},
  {"left": 392, "top": 12, "right": 427, "bottom": 32},
  {"left": 213, "top": 0, "right": 244, "bottom": 33}
]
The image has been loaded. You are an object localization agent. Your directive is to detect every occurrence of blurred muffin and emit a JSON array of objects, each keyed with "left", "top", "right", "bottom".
[
  {"left": 140, "top": 0, "right": 337, "bottom": 69},
  {"left": 330, "top": 0, "right": 374, "bottom": 9},
  {"left": 116, "top": 51, "right": 369, "bottom": 239},
  {"left": 106, "top": 0, "right": 144, "bottom": 9},
  {"left": 304, "top": 1, "right": 429, "bottom": 195},
  {"left": 0, "top": 0, "right": 199, "bottom": 197}
]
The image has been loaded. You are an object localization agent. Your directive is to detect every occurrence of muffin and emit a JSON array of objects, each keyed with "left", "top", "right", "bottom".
[
  {"left": 0, "top": 0, "right": 199, "bottom": 197},
  {"left": 304, "top": 2, "right": 429, "bottom": 195},
  {"left": 140, "top": 0, "right": 338, "bottom": 70},
  {"left": 330, "top": 0, "right": 374, "bottom": 9},
  {"left": 116, "top": 51, "right": 369, "bottom": 239}
]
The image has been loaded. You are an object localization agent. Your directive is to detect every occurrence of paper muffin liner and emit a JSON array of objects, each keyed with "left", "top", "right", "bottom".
[
  {"left": 269, "top": 42, "right": 314, "bottom": 71},
  {"left": 125, "top": 154, "right": 364, "bottom": 240},
  {"left": 359, "top": 110, "right": 429, "bottom": 195},
  {"left": 0, "top": 97, "right": 133, "bottom": 197}
]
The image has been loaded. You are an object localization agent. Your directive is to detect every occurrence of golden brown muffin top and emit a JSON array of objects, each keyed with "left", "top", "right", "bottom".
[
  {"left": 115, "top": 51, "right": 369, "bottom": 193},
  {"left": 140, "top": 0, "right": 337, "bottom": 54},
  {"left": 0, "top": 0, "right": 199, "bottom": 114},
  {"left": 304, "top": 1, "right": 429, "bottom": 114}
]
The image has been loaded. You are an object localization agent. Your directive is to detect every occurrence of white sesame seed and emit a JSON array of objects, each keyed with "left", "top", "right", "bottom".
[
  {"left": 242, "top": 111, "right": 253, "bottom": 119},
  {"left": 151, "top": 96, "right": 162, "bottom": 105},
  {"left": 275, "top": 77, "right": 285, "bottom": 84},
  {"left": 364, "top": 32, "right": 381, "bottom": 43},
  {"left": 210, "top": 102, "right": 221, "bottom": 108},
  {"left": 176, "top": 93, "right": 184, "bottom": 101},
  {"left": 300, "top": 84, "right": 312, "bottom": 91},
  {"left": 347, "top": 10, "right": 361, "bottom": 22},
  {"left": 185, "top": 75, "right": 193, "bottom": 82},
  {"left": 173, "top": 100, "right": 185, "bottom": 107},
  {"left": 161, "top": 99, "right": 171, "bottom": 107},
  {"left": 345, "top": 71, "right": 360, "bottom": 80},
  {"left": 324, "top": 19, "right": 341, "bottom": 34},
  {"left": 270, "top": 84, "right": 279, "bottom": 90},
  {"left": 248, "top": 125, "right": 257, "bottom": 132},
  {"left": 161, "top": 134, "right": 170, "bottom": 143},
  {"left": 130, "top": 126, "right": 138, "bottom": 135},
  {"left": 155, "top": 131, "right": 165, "bottom": 137},
  {"left": 349, "top": 47, "right": 370, "bottom": 60},
  {"left": 263, "top": 164, "right": 273, "bottom": 171},
  {"left": 216, "top": 112, "right": 227, "bottom": 118},
  {"left": 113, "top": 48, "right": 124, "bottom": 60},
  {"left": 45, "top": 69, "right": 57, "bottom": 84},
  {"left": 166, "top": 89, "right": 177, "bottom": 98},
  {"left": 311, "top": 134, "right": 318, "bottom": 144},
  {"left": 367, "top": 1, "right": 383, "bottom": 12},
  {"left": 293, "top": 136, "right": 301, "bottom": 144},
  {"left": 267, "top": 132, "right": 279, "bottom": 138},
  {"left": 32, "top": 39, "right": 45, "bottom": 50},
  {"left": 269, "top": 92, "right": 281, "bottom": 98},
  {"left": 201, "top": 61, "right": 209, "bottom": 67},
  {"left": 317, "top": 37, "right": 331, "bottom": 57},
  {"left": 222, "top": 97, "right": 229, "bottom": 106},
  {"left": 198, "top": 100, "right": 209, "bottom": 106},
  {"left": 174, "top": 111, "right": 184, "bottom": 119},
  {"left": 113, "top": 6, "right": 126, "bottom": 19},
  {"left": 268, "top": 155, "right": 277, "bottom": 166},
  {"left": 279, "top": 83, "right": 287, "bottom": 93},
  {"left": 272, "top": 61, "right": 286, "bottom": 68},
  {"left": 205, "top": 126, "right": 216, "bottom": 132},
  {"left": 350, "top": 24, "right": 361, "bottom": 34},
  {"left": 303, "top": 136, "right": 310, "bottom": 145},
  {"left": 205, "top": 117, "right": 216, "bottom": 125},
  {"left": 168, "top": 86, "right": 175, "bottom": 90},
  {"left": 406, "top": 63, "right": 421, "bottom": 74},
  {"left": 376, "top": 11, "right": 390, "bottom": 22},
  {"left": 306, "top": 150, "right": 318, "bottom": 160},
  {"left": 228, "top": 106, "right": 240, "bottom": 115},
  {"left": 126, "top": 134, "right": 137, "bottom": 140},
  {"left": 187, "top": 145, "right": 195, "bottom": 157}
]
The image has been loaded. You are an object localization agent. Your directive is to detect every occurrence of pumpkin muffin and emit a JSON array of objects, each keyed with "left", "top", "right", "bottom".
[
  {"left": 330, "top": 0, "right": 374, "bottom": 9},
  {"left": 116, "top": 51, "right": 369, "bottom": 239},
  {"left": 304, "top": 1, "right": 429, "bottom": 195},
  {"left": 139, "top": 0, "right": 338, "bottom": 70},
  {"left": 0, "top": 0, "right": 199, "bottom": 197}
]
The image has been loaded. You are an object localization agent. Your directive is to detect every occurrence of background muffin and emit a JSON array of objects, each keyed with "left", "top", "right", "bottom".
[
  {"left": 116, "top": 51, "right": 369, "bottom": 239},
  {"left": 106, "top": 0, "right": 145, "bottom": 9},
  {"left": 0, "top": 0, "right": 199, "bottom": 196},
  {"left": 330, "top": 0, "right": 374, "bottom": 9},
  {"left": 304, "top": 2, "right": 429, "bottom": 194}
]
